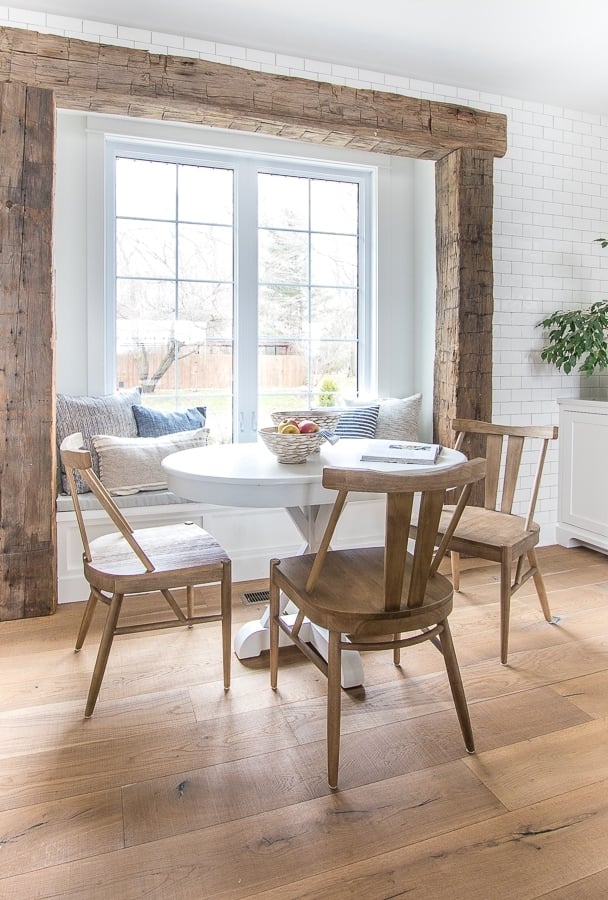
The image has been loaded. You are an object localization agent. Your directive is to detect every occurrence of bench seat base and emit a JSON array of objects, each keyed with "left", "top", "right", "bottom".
[{"left": 56, "top": 494, "right": 386, "bottom": 603}]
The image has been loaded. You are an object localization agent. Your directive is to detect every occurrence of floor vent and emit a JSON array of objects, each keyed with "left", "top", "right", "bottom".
[{"left": 241, "top": 589, "right": 270, "bottom": 606}]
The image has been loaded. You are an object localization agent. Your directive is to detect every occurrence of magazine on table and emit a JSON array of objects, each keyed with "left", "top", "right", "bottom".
[{"left": 360, "top": 440, "right": 443, "bottom": 465}]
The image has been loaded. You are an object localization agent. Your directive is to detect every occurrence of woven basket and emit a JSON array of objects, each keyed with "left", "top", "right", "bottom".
[
  {"left": 258, "top": 426, "right": 324, "bottom": 464},
  {"left": 270, "top": 409, "right": 343, "bottom": 431}
]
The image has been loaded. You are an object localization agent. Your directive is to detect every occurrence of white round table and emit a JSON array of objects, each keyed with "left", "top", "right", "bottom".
[{"left": 163, "top": 438, "right": 466, "bottom": 687}]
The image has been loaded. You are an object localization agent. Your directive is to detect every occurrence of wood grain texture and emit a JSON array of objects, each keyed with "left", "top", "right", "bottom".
[
  {"left": 0, "top": 548, "right": 607, "bottom": 897},
  {"left": 434, "top": 148, "right": 495, "bottom": 453},
  {"left": 0, "top": 81, "right": 56, "bottom": 620},
  {"left": 0, "top": 27, "right": 507, "bottom": 162}
]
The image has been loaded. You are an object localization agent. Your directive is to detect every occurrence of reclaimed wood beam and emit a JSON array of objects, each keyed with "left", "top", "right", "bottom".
[
  {"left": 0, "top": 82, "right": 56, "bottom": 620},
  {"left": 434, "top": 147, "right": 495, "bottom": 494},
  {"left": 0, "top": 27, "right": 507, "bottom": 161}
]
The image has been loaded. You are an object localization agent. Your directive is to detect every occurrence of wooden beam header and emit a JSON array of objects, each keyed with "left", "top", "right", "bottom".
[{"left": 0, "top": 27, "right": 507, "bottom": 160}]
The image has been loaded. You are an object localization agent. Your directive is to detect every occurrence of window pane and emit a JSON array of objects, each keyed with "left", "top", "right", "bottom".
[
  {"left": 116, "top": 279, "right": 181, "bottom": 394},
  {"left": 257, "top": 171, "right": 362, "bottom": 411},
  {"left": 311, "top": 179, "right": 358, "bottom": 233},
  {"left": 311, "top": 234, "right": 358, "bottom": 287},
  {"left": 116, "top": 220, "right": 176, "bottom": 278},
  {"left": 311, "top": 288, "right": 358, "bottom": 340},
  {"left": 116, "top": 158, "right": 176, "bottom": 219},
  {"left": 259, "top": 284, "right": 308, "bottom": 340},
  {"left": 178, "top": 165, "right": 233, "bottom": 225},
  {"left": 259, "top": 229, "right": 308, "bottom": 284},
  {"left": 116, "top": 278, "right": 176, "bottom": 323},
  {"left": 258, "top": 173, "right": 308, "bottom": 229},
  {"left": 178, "top": 223, "right": 233, "bottom": 281},
  {"left": 179, "top": 282, "right": 233, "bottom": 341},
  {"left": 310, "top": 339, "right": 357, "bottom": 400},
  {"left": 258, "top": 340, "right": 308, "bottom": 395}
]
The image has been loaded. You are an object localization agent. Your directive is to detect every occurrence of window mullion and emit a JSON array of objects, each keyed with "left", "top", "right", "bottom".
[{"left": 234, "top": 159, "right": 259, "bottom": 442}]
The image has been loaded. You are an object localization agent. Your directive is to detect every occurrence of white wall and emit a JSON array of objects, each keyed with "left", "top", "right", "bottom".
[{"left": 6, "top": 5, "right": 608, "bottom": 542}]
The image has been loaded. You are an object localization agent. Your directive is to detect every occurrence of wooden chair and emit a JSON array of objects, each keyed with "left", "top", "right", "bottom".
[
  {"left": 60, "top": 433, "right": 232, "bottom": 717},
  {"left": 439, "top": 419, "right": 559, "bottom": 665},
  {"left": 269, "top": 457, "right": 486, "bottom": 790}
]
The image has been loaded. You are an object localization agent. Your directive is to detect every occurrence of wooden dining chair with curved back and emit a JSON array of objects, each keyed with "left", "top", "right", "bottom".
[
  {"left": 438, "top": 419, "right": 559, "bottom": 665},
  {"left": 269, "top": 456, "right": 486, "bottom": 790},
  {"left": 60, "top": 432, "right": 232, "bottom": 717}
]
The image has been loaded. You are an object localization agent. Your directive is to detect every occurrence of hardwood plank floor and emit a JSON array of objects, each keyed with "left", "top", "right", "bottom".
[{"left": 1, "top": 544, "right": 607, "bottom": 898}]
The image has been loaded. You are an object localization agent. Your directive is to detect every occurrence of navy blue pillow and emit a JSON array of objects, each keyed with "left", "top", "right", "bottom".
[
  {"left": 132, "top": 405, "right": 207, "bottom": 438},
  {"left": 335, "top": 405, "right": 380, "bottom": 438}
]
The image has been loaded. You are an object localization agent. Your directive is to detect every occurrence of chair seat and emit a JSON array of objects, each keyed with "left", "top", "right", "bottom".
[
  {"left": 275, "top": 546, "right": 454, "bottom": 638},
  {"left": 85, "top": 521, "right": 229, "bottom": 594},
  {"left": 440, "top": 505, "right": 540, "bottom": 557}
]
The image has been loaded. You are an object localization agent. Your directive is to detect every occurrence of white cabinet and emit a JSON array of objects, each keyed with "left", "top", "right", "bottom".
[{"left": 557, "top": 397, "right": 608, "bottom": 553}]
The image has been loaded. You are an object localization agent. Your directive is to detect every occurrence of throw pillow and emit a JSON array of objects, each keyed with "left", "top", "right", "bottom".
[
  {"left": 375, "top": 394, "right": 422, "bottom": 441},
  {"left": 91, "top": 428, "right": 210, "bottom": 495},
  {"left": 133, "top": 405, "right": 207, "bottom": 438},
  {"left": 343, "top": 394, "right": 422, "bottom": 441},
  {"left": 56, "top": 388, "right": 142, "bottom": 494},
  {"left": 335, "top": 406, "right": 380, "bottom": 439}
]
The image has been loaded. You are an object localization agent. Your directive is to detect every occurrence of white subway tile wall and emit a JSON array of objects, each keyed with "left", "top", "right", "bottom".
[{"left": 4, "top": 6, "right": 608, "bottom": 532}]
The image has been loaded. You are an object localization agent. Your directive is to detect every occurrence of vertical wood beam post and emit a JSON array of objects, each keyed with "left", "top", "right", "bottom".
[
  {"left": 434, "top": 148, "right": 495, "bottom": 459},
  {"left": 0, "top": 83, "right": 56, "bottom": 619}
]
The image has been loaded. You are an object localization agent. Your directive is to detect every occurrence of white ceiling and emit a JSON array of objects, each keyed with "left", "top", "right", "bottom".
[{"left": 15, "top": 1, "right": 608, "bottom": 114}]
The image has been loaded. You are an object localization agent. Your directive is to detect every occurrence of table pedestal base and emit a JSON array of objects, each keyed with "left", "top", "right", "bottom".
[
  {"left": 233, "top": 611, "right": 364, "bottom": 689},
  {"left": 233, "top": 501, "right": 364, "bottom": 688}
]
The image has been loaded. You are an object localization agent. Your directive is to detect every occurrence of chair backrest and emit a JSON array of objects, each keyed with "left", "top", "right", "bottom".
[
  {"left": 59, "top": 432, "right": 155, "bottom": 572},
  {"left": 306, "top": 458, "right": 486, "bottom": 612},
  {"left": 451, "top": 419, "right": 558, "bottom": 528}
]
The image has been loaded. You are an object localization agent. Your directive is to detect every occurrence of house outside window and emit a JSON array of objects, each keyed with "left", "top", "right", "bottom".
[{"left": 107, "top": 140, "right": 374, "bottom": 442}]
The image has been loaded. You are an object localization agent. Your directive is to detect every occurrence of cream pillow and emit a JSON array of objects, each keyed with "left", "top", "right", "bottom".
[
  {"left": 343, "top": 394, "right": 422, "bottom": 441},
  {"left": 91, "top": 429, "right": 209, "bottom": 495},
  {"left": 375, "top": 394, "right": 422, "bottom": 440}
]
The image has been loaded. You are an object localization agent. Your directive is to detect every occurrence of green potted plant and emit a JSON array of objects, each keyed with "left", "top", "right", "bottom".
[
  {"left": 537, "top": 238, "right": 608, "bottom": 375},
  {"left": 317, "top": 376, "right": 340, "bottom": 406}
]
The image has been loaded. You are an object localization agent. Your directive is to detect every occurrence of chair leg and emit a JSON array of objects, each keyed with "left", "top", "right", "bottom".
[
  {"left": 221, "top": 560, "right": 232, "bottom": 691},
  {"left": 269, "top": 563, "right": 280, "bottom": 691},
  {"left": 527, "top": 548, "right": 553, "bottom": 622},
  {"left": 186, "top": 585, "right": 195, "bottom": 623},
  {"left": 84, "top": 592, "right": 124, "bottom": 718},
  {"left": 439, "top": 619, "right": 474, "bottom": 753},
  {"left": 500, "top": 553, "right": 512, "bottom": 665},
  {"left": 75, "top": 590, "right": 98, "bottom": 651},
  {"left": 451, "top": 551, "right": 461, "bottom": 591},
  {"left": 327, "top": 630, "right": 342, "bottom": 790},
  {"left": 393, "top": 635, "right": 401, "bottom": 666}
]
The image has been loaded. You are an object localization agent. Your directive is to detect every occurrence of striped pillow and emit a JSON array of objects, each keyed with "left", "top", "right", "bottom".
[{"left": 335, "top": 405, "right": 380, "bottom": 439}]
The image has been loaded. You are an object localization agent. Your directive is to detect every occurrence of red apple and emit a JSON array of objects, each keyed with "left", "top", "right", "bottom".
[{"left": 298, "top": 420, "right": 319, "bottom": 433}]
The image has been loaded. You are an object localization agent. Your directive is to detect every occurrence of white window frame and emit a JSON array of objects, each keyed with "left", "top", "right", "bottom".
[{"left": 103, "top": 136, "right": 375, "bottom": 441}]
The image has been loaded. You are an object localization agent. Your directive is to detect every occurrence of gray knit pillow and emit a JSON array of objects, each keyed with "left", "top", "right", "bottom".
[
  {"left": 57, "top": 388, "right": 142, "bottom": 493},
  {"left": 375, "top": 394, "right": 422, "bottom": 440}
]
